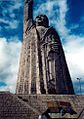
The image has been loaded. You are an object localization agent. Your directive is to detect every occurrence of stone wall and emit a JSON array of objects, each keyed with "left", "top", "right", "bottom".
[
  {"left": 17, "top": 94, "right": 84, "bottom": 119},
  {"left": 0, "top": 92, "right": 84, "bottom": 119},
  {"left": 0, "top": 92, "right": 38, "bottom": 119}
]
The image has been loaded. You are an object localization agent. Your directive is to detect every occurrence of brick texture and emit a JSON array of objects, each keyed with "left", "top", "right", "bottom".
[{"left": 0, "top": 92, "right": 84, "bottom": 119}]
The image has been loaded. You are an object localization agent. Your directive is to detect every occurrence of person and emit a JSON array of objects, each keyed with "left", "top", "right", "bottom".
[
  {"left": 38, "top": 115, "right": 47, "bottom": 119},
  {"left": 38, "top": 109, "right": 51, "bottom": 119}
]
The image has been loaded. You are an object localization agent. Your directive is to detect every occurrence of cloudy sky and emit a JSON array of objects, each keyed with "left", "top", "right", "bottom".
[{"left": 0, "top": 0, "right": 84, "bottom": 94}]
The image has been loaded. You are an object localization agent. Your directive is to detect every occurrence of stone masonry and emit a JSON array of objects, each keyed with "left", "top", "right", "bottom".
[
  {"left": 0, "top": 92, "right": 84, "bottom": 119},
  {"left": 16, "top": 0, "right": 74, "bottom": 94}
]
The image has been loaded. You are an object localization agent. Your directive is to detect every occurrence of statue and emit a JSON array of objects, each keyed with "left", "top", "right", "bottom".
[{"left": 16, "top": 0, "right": 74, "bottom": 94}]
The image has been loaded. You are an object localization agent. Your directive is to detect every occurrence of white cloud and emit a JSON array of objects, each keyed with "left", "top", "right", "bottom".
[
  {"left": 0, "top": 19, "right": 9, "bottom": 24},
  {"left": 0, "top": 37, "right": 22, "bottom": 93},
  {"left": 9, "top": 20, "right": 19, "bottom": 29},
  {"left": 34, "top": 1, "right": 58, "bottom": 17},
  {"left": 34, "top": 0, "right": 69, "bottom": 39},
  {"left": 70, "top": 24, "right": 79, "bottom": 30},
  {"left": 64, "top": 36, "right": 84, "bottom": 81},
  {"left": 55, "top": 0, "right": 69, "bottom": 36},
  {"left": 7, "top": 0, "right": 23, "bottom": 14},
  {"left": 0, "top": 0, "right": 23, "bottom": 30},
  {"left": 11, "top": 2, "right": 22, "bottom": 10},
  {"left": 0, "top": 19, "right": 19, "bottom": 29}
]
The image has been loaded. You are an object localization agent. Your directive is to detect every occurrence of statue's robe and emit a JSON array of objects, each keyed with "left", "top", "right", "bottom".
[{"left": 16, "top": 25, "right": 74, "bottom": 94}]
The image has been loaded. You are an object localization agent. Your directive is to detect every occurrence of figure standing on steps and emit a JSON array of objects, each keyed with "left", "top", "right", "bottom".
[
  {"left": 16, "top": 0, "right": 74, "bottom": 94},
  {"left": 38, "top": 109, "right": 51, "bottom": 119}
]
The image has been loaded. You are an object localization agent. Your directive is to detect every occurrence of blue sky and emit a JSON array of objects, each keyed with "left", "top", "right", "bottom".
[{"left": 0, "top": 0, "right": 84, "bottom": 94}]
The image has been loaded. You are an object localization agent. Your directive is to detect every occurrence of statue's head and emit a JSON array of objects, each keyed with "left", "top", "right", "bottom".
[{"left": 35, "top": 14, "right": 49, "bottom": 27}]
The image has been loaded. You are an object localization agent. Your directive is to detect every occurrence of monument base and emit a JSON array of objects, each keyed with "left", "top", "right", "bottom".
[{"left": 0, "top": 92, "right": 84, "bottom": 119}]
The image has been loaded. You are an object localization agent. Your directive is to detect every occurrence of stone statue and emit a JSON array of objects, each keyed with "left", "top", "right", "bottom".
[{"left": 16, "top": 0, "right": 74, "bottom": 94}]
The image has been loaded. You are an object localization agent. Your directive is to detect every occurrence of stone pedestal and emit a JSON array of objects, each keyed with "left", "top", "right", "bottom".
[{"left": 0, "top": 92, "right": 84, "bottom": 119}]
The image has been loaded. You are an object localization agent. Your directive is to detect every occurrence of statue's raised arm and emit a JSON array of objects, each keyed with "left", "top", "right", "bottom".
[
  {"left": 24, "top": 0, "right": 33, "bottom": 34},
  {"left": 25, "top": 0, "right": 33, "bottom": 21}
]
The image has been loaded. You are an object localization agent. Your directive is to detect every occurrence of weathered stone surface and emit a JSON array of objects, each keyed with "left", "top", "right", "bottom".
[
  {"left": 17, "top": 94, "right": 84, "bottom": 119},
  {"left": 0, "top": 92, "right": 38, "bottom": 119},
  {"left": 0, "top": 92, "right": 84, "bottom": 119},
  {"left": 16, "top": 0, "right": 74, "bottom": 95}
]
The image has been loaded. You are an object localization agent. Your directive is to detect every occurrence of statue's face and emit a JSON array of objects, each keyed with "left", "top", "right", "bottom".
[{"left": 35, "top": 15, "right": 49, "bottom": 27}]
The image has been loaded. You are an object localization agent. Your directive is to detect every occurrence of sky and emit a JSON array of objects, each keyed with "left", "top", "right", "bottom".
[{"left": 0, "top": 0, "right": 84, "bottom": 94}]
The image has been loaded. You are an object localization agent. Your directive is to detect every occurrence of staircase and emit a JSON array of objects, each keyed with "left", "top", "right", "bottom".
[{"left": 0, "top": 92, "right": 84, "bottom": 119}]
